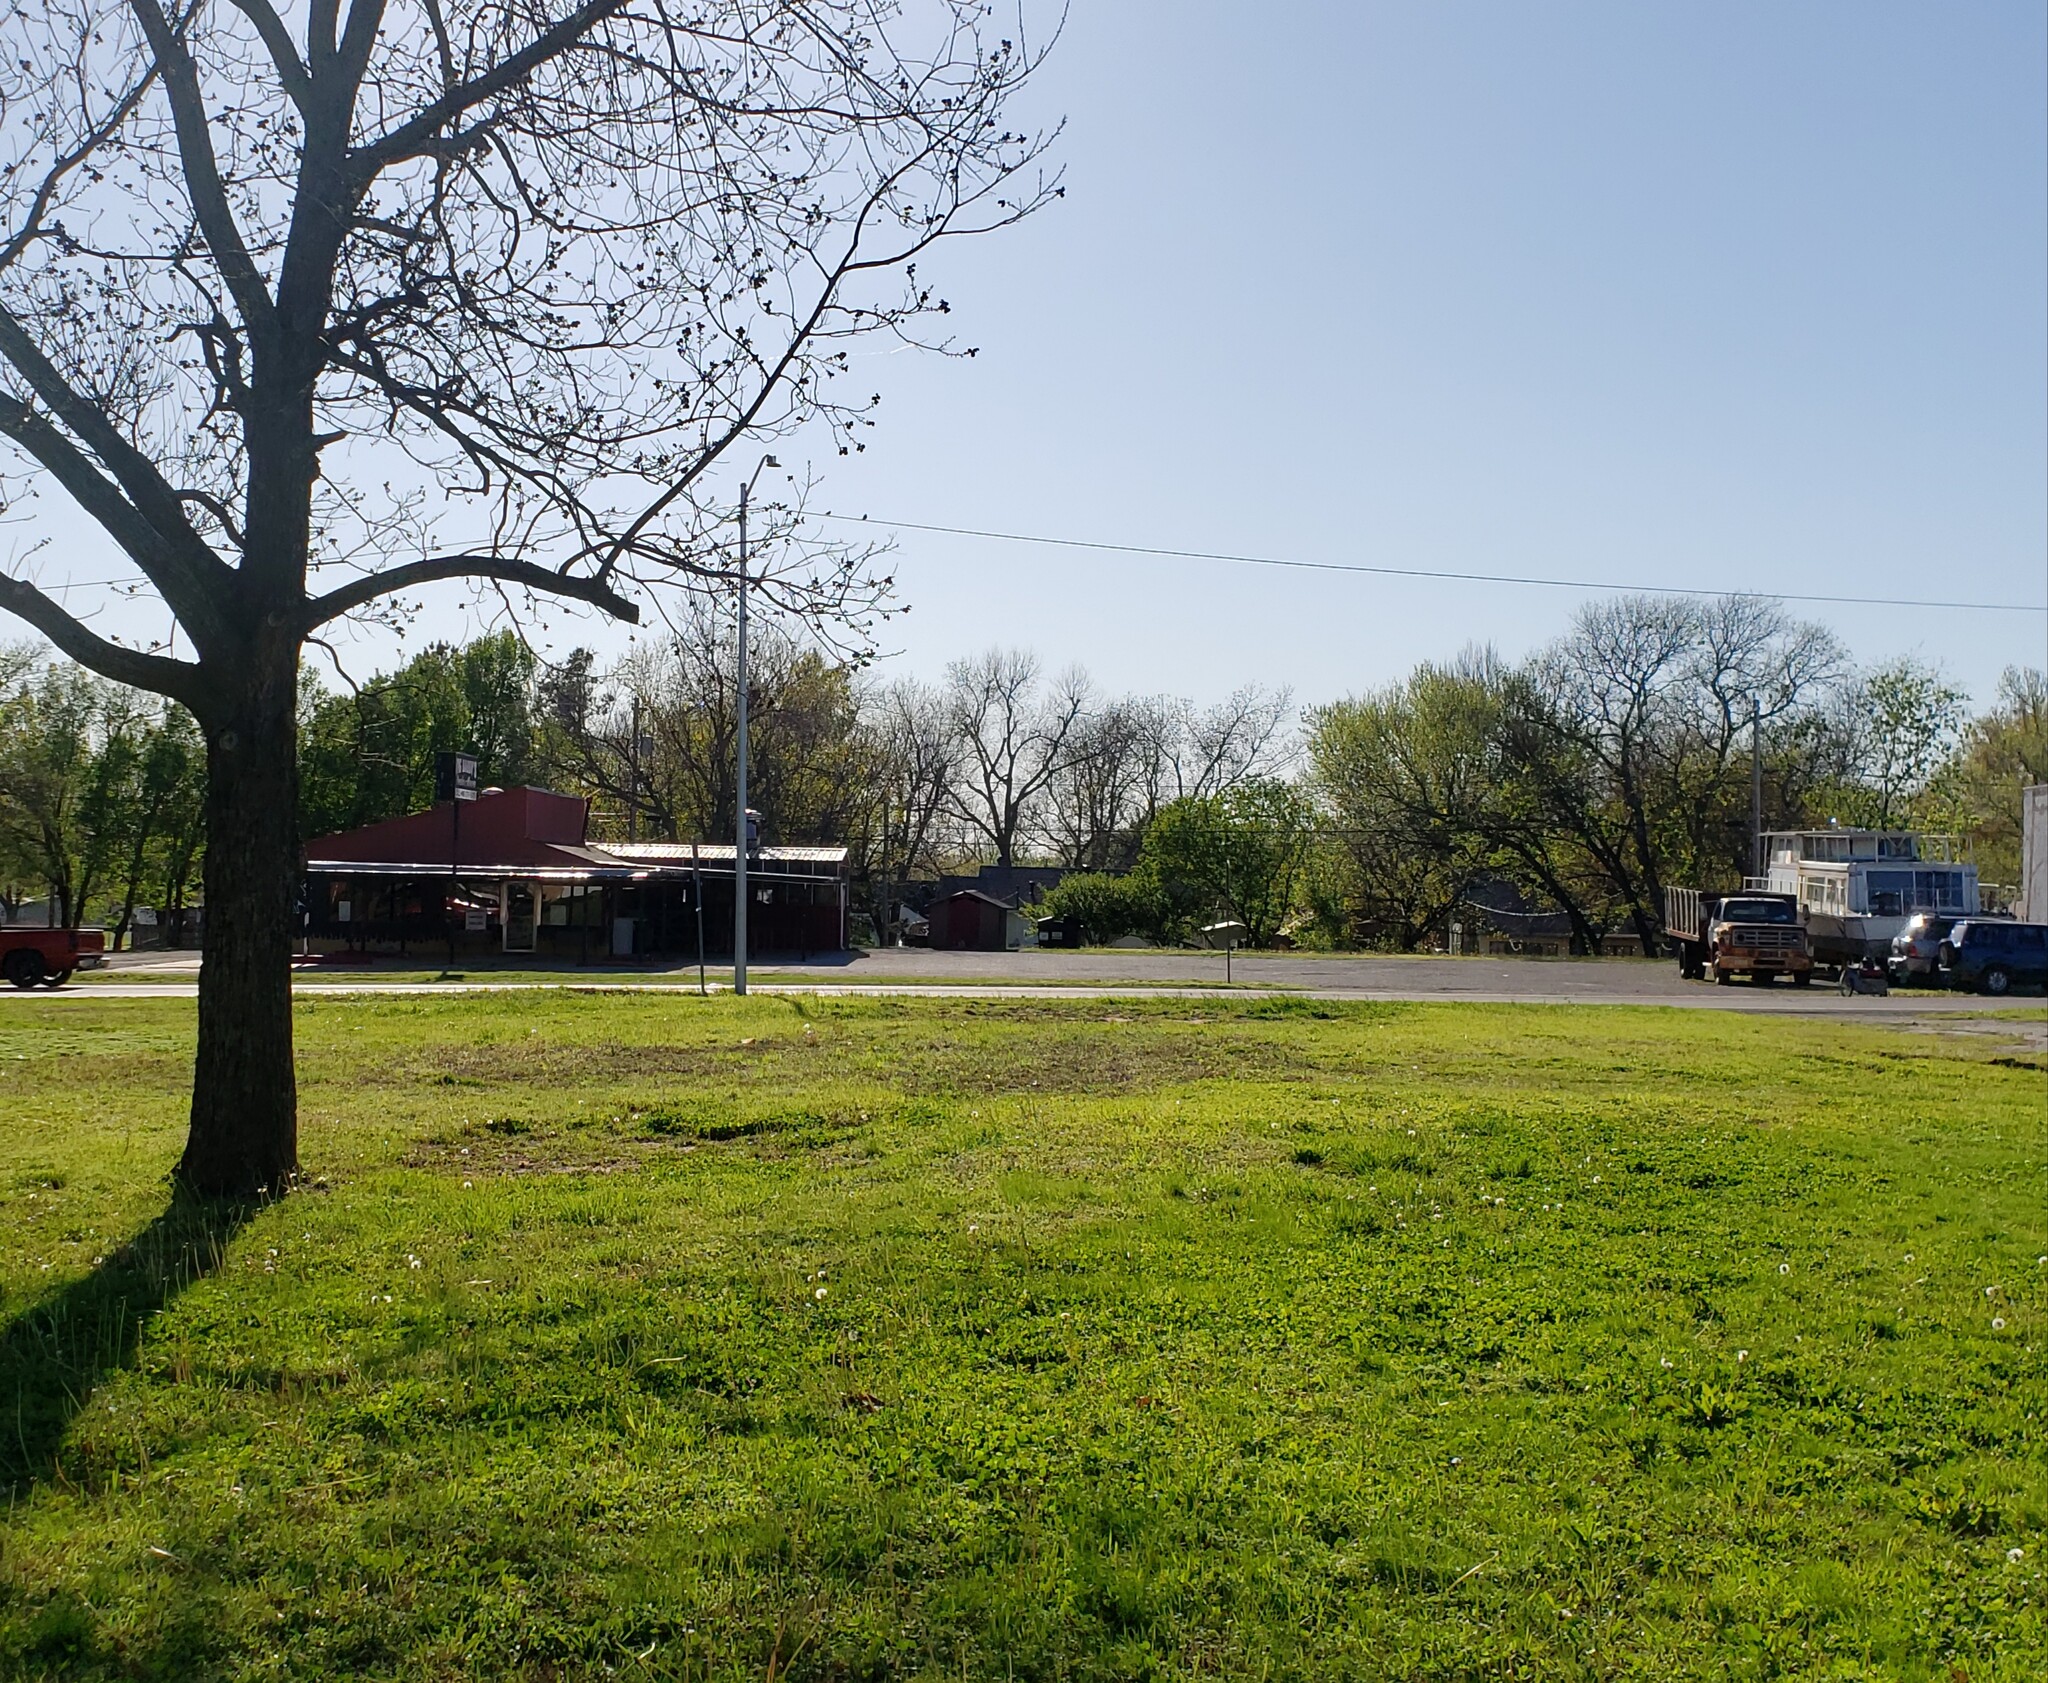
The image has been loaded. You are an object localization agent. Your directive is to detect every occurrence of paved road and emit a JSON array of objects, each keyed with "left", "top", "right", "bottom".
[{"left": 16, "top": 947, "right": 2038, "bottom": 1024}]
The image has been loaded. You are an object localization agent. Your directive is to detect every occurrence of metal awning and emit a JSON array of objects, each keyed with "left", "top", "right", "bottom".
[
  {"left": 306, "top": 855, "right": 844, "bottom": 887},
  {"left": 306, "top": 860, "right": 650, "bottom": 883}
]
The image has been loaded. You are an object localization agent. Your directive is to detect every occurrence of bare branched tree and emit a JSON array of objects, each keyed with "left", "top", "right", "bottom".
[
  {"left": 1508, "top": 595, "right": 1842, "bottom": 952},
  {"left": 0, "top": 0, "right": 1057, "bottom": 1193},
  {"left": 573, "top": 602, "right": 864, "bottom": 844},
  {"left": 844, "top": 673, "right": 950, "bottom": 935},
  {"left": 1042, "top": 697, "right": 1146, "bottom": 869},
  {"left": 942, "top": 646, "right": 1088, "bottom": 868},
  {"left": 1131, "top": 685, "right": 1293, "bottom": 818}
]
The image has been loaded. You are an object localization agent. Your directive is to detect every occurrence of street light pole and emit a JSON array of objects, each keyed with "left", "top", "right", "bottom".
[
  {"left": 733, "top": 454, "right": 778, "bottom": 996},
  {"left": 1750, "top": 694, "right": 1764, "bottom": 884}
]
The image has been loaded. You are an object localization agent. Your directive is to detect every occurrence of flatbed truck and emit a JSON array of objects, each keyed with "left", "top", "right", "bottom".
[{"left": 1663, "top": 887, "right": 1812, "bottom": 986}]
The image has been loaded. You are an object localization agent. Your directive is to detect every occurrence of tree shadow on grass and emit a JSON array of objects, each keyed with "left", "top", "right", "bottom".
[{"left": 2, "top": 1191, "right": 252, "bottom": 1499}]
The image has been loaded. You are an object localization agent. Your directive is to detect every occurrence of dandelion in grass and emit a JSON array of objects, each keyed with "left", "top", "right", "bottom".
[
  {"left": 814, "top": 1286, "right": 828, "bottom": 1300},
  {"left": 1779, "top": 1263, "right": 1791, "bottom": 1275},
  {"left": 2010, "top": 1548, "right": 2026, "bottom": 1563},
  {"left": 1992, "top": 1317, "right": 2005, "bottom": 1330}
]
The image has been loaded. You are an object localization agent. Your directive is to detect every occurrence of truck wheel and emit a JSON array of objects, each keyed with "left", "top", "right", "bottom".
[
  {"left": 40, "top": 969, "right": 72, "bottom": 989},
  {"left": 1715, "top": 969, "right": 1732, "bottom": 986},
  {"left": 1791, "top": 971, "right": 1811, "bottom": 988},
  {"left": 4, "top": 950, "right": 44, "bottom": 989},
  {"left": 1982, "top": 964, "right": 2012, "bottom": 997}
]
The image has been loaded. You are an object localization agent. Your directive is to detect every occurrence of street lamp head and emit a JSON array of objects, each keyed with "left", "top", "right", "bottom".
[{"left": 741, "top": 453, "right": 781, "bottom": 505}]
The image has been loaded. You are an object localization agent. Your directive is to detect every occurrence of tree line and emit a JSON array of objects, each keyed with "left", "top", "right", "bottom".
[
  {"left": 6, "top": 594, "right": 2042, "bottom": 951},
  {"left": 1302, "top": 598, "right": 2041, "bottom": 954},
  {"left": 0, "top": 646, "right": 205, "bottom": 941},
  {"left": 294, "top": 606, "right": 1297, "bottom": 940}
]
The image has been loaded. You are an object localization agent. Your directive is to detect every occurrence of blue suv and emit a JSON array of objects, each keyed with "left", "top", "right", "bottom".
[{"left": 1940, "top": 919, "right": 2048, "bottom": 996}]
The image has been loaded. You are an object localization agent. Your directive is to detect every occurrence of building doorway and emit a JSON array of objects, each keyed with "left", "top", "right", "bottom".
[{"left": 502, "top": 881, "right": 538, "bottom": 952}]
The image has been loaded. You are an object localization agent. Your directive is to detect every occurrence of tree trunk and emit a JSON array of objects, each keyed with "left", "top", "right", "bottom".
[{"left": 178, "top": 652, "right": 299, "bottom": 1198}]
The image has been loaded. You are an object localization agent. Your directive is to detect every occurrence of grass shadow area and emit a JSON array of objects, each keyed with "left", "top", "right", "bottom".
[{"left": 1, "top": 1191, "right": 250, "bottom": 1498}]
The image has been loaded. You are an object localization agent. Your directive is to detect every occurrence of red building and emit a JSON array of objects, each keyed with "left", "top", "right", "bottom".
[
  {"left": 926, "top": 888, "right": 1025, "bottom": 952},
  {"left": 304, "top": 786, "right": 847, "bottom": 959}
]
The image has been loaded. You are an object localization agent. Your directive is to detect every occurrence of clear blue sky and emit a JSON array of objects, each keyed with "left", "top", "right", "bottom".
[
  {"left": 786, "top": 0, "right": 2047, "bottom": 707},
  {"left": 16, "top": 0, "right": 2048, "bottom": 707}
]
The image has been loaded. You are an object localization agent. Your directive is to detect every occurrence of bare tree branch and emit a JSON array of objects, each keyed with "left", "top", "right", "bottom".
[
  {"left": 221, "top": 0, "right": 312, "bottom": 114},
  {"left": 303, "top": 551, "right": 640, "bottom": 630},
  {"left": 348, "top": 0, "right": 625, "bottom": 176},
  {"left": 0, "top": 572, "right": 207, "bottom": 709},
  {"left": 127, "top": 0, "right": 280, "bottom": 346}
]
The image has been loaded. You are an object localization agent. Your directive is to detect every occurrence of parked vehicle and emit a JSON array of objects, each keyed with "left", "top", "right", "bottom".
[
  {"left": 1664, "top": 887, "right": 1813, "bottom": 985},
  {"left": 1938, "top": 919, "right": 2048, "bottom": 997},
  {"left": 0, "top": 926, "right": 107, "bottom": 989},
  {"left": 1839, "top": 956, "right": 1891, "bottom": 997},
  {"left": 1886, "top": 913, "right": 1955, "bottom": 985}
]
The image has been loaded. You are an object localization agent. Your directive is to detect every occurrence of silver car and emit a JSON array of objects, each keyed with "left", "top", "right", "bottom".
[{"left": 1888, "top": 913, "right": 1955, "bottom": 985}]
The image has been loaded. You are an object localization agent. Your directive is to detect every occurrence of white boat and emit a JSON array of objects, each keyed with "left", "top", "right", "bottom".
[{"left": 1760, "top": 829, "right": 1979, "bottom": 963}]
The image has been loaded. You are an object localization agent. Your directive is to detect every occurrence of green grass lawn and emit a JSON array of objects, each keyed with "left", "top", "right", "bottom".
[{"left": 1, "top": 996, "right": 2042, "bottom": 1680}]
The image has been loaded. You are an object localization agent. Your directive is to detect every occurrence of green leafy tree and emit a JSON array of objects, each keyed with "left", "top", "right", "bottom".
[
  {"left": 1307, "top": 667, "right": 1496, "bottom": 950},
  {"left": 1930, "top": 667, "right": 2047, "bottom": 884},
  {"left": 1036, "top": 871, "right": 1167, "bottom": 945},
  {"left": 0, "top": 659, "right": 98, "bottom": 923},
  {"left": 130, "top": 709, "right": 208, "bottom": 949},
  {"left": 0, "top": 657, "right": 204, "bottom": 937},
  {"left": 301, "top": 634, "right": 537, "bottom": 839},
  {"left": 1137, "top": 779, "right": 1315, "bottom": 947},
  {"left": 1814, "top": 658, "right": 1969, "bottom": 831}
]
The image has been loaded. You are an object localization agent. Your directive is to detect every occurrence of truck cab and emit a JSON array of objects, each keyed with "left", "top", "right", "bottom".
[
  {"left": 1665, "top": 886, "right": 1812, "bottom": 985},
  {"left": 1703, "top": 894, "right": 1812, "bottom": 986}
]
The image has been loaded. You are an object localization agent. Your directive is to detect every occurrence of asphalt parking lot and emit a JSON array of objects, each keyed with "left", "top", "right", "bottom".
[{"left": 25, "top": 945, "right": 2040, "bottom": 1027}]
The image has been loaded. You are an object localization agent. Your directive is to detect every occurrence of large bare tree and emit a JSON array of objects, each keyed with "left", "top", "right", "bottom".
[
  {"left": 0, "top": 0, "right": 1054, "bottom": 1193},
  {"left": 942, "top": 646, "right": 1088, "bottom": 868}
]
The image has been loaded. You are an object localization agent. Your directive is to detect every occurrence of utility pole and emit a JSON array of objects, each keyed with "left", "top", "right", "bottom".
[
  {"left": 732, "top": 454, "right": 777, "bottom": 996},
  {"left": 879, "top": 795, "right": 891, "bottom": 948},
  {"left": 693, "top": 841, "right": 705, "bottom": 996},
  {"left": 628, "top": 696, "right": 641, "bottom": 843},
  {"left": 1750, "top": 694, "right": 1764, "bottom": 883}
]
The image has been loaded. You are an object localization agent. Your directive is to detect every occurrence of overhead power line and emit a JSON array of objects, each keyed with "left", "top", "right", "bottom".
[
  {"left": 813, "top": 511, "right": 2046, "bottom": 615},
  {"left": 20, "top": 522, "right": 2044, "bottom": 616}
]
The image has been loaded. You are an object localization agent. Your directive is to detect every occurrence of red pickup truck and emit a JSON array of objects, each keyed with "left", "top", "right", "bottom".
[{"left": 1, "top": 926, "right": 106, "bottom": 988}]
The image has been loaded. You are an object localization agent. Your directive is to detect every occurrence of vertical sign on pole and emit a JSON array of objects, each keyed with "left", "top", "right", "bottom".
[{"left": 435, "top": 752, "right": 479, "bottom": 966}]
